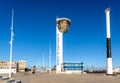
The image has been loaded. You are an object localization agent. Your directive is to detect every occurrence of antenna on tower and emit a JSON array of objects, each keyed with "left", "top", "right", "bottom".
[{"left": 106, "top": 0, "right": 112, "bottom": 9}]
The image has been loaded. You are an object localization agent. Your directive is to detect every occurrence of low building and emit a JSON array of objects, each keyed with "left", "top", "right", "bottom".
[
  {"left": 113, "top": 68, "right": 120, "bottom": 73},
  {"left": 0, "top": 60, "right": 27, "bottom": 73},
  {"left": 0, "top": 60, "right": 17, "bottom": 69},
  {"left": 17, "top": 60, "right": 27, "bottom": 72},
  {"left": 61, "top": 62, "right": 84, "bottom": 74}
]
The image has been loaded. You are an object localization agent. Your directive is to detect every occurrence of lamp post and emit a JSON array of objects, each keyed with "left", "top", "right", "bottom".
[{"left": 9, "top": 9, "right": 14, "bottom": 78}]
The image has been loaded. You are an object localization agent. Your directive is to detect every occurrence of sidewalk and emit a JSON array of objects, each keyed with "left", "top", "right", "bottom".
[{"left": 13, "top": 73, "right": 120, "bottom": 83}]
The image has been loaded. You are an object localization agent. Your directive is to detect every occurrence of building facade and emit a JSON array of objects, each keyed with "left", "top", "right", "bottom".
[
  {"left": 17, "top": 60, "right": 27, "bottom": 72},
  {"left": 62, "top": 63, "right": 84, "bottom": 74},
  {"left": 0, "top": 60, "right": 26, "bottom": 73}
]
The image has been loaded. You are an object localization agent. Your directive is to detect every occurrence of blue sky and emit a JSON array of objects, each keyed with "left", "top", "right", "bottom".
[{"left": 0, "top": 0, "right": 120, "bottom": 69}]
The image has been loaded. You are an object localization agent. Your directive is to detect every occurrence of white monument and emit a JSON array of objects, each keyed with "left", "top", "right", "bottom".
[{"left": 105, "top": 8, "right": 113, "bottom": 75}]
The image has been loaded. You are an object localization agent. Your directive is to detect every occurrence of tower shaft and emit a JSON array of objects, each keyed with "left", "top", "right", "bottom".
[{"left": 56, "top": 26, "right": 63, "bottom": 73}]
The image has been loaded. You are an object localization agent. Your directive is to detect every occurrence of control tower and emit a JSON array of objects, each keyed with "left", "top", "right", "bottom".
[{"left": 56, "top": 18, "right": 71, "bottom": 73}]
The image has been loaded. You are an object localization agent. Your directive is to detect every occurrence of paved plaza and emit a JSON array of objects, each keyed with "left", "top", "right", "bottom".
[{"left": 10, "top": 73, "right": 120, "bottom": 83}]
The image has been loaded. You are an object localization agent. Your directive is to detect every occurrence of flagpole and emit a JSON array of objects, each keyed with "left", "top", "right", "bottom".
[
  {"left": 9, "top": 9, "right": 14, "bottom": 78},
  {"left": 49, "top": 42, "right": 51, "bottom": 74},
  {"left": 43, "top": 53, "right": 44, "bottom": 68}
]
